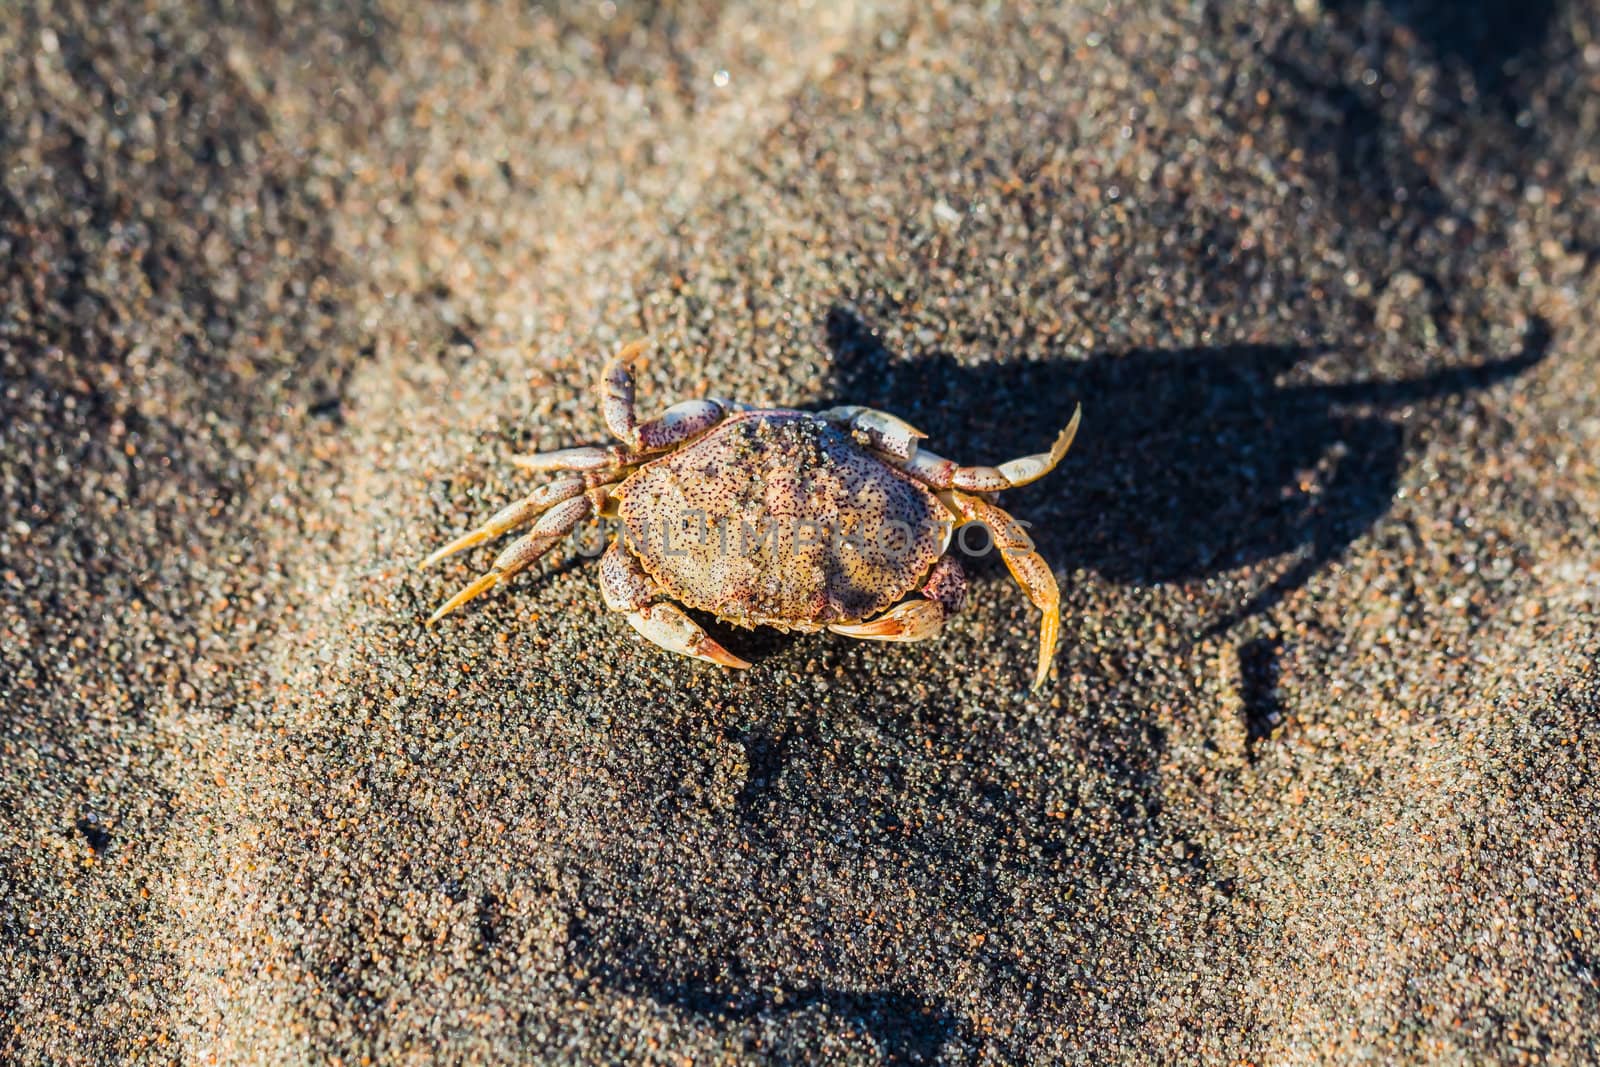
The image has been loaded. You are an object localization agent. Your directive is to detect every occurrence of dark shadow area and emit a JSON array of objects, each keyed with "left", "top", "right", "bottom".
[
  {"left": 823, "top": 307, "right": 1548, "bottom": 634},
  {"left": 72, "top": 814, "right": 112, "bottom": 856},
  {"left": 568, "top": 911, "right": 963, "bottom": 1063},
  {"left": 565, "top": 681, "right": 1200, "bottom": 1062},
  {"left": 1238, "top": 638, "right": 1289, "bottom": 760},
  {"left": 1322, "top": 0, "right": 1559, "bottom": 118},
  {"left": 725, "top": 719, "right": 816, "bottom": 823}
]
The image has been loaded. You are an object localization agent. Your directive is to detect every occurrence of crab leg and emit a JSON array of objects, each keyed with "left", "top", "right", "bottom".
[
  {"left": 513, "top": 398, "right": 727, "bottom": 473},
  {"left": 637, "top": 399, "right": 729, "bottom": 450},
  {"left": 830, "top": 556, "right": 966, "bottom": 641},
  {"left": 890, "top": 405, "right": 1081, "bottom": 491},
  {"left": 598, "top": 541, "right": 749, "bottom": 668},
  {"left": 940, "top": 491, "right": 1060, "bottom": 690},
  {"left": 816, "top": 405, "right": 927, "bottom": 460},
  {"left": 419, "top": 476, "right": 587, "bottom": 569},
  {"left": 598, "top": 338, "right": 733, "bottom": 451},
  {"left": 427, "top": 495, "right": 594, "bottom": 623},
  {"left": 601, "top": 339, "right": 649, "bottom": 445},
  {"left": 510, "top": 445, "right": 636, "bottom": 474}
]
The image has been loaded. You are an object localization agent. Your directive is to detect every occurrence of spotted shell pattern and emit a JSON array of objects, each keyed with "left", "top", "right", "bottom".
[{"left": 616, "top": 412, "right": 948, "bottom": 630}]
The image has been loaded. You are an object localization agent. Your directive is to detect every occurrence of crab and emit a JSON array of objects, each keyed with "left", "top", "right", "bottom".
[{"left": 422, "top": 340, "right": 1080, "bottom": 689}]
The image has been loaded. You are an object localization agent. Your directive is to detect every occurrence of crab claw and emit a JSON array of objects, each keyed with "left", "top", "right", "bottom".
[
  {"left": 693, "top": 637, "right": 752, "bottom": 670},
  {"left": 829, "top": 598, "right": 945, "bottom": 641},
  {"left": 625, "top": 602, "right": 751, "bottom": 669}
]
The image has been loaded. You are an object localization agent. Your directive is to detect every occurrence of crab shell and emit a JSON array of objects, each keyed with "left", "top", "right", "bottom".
[{"left": 616, "top": 411, "right": 949, "bottom": 632}]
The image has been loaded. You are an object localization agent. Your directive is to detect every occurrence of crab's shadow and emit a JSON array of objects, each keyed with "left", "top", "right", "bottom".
[{"left": 821, "top": 307, "right": 1547, "bottom": 631}]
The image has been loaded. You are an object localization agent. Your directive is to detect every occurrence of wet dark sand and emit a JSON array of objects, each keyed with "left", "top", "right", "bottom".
[{"left": 3, "top": 1, "right": 1598, "bottom": 1062}]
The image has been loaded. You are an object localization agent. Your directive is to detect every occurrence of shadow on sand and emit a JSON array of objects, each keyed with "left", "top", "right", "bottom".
[{"left": 822, "top": 306, "right": 1549, "bottom": 636}]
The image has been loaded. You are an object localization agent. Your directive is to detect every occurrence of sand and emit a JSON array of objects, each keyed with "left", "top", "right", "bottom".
[{"left": 2, "top": 0, "right": 1598, "bottom": 1062}]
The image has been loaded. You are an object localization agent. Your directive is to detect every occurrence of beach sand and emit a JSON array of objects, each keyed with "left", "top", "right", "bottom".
[{"left": 2, "top": 1, "right": 1597, "bottom": 1062}]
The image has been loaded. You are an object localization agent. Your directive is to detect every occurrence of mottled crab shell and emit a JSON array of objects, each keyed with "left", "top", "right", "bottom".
[{"left": 615, "top": 411, "right": 948, "bottom": 630}]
